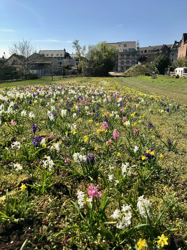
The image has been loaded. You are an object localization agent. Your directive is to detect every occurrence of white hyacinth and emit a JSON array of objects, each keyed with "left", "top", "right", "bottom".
[
  {"left": 77, "top": 190, "right": 85, "bottom": 208},
  {"left": 42, "top": 156, "right": 55, "bottom": 172},
  {"left": 137, "top": 195, "right": 151, "bottom": 218},
  {"left": 29, "top": 111, "right": 35, "bottom": 119},
  {"left": 13, "top": 163, "right": 23, "bottom": 171},
  {"left": 122, "top": 162, "right": 131, "bottom": 176},
  {"left": 11, "top": 141, "right": 21, "bottom": 150},
  {"left": 61, "top": 109, "right": 67, "bottom": 117}
]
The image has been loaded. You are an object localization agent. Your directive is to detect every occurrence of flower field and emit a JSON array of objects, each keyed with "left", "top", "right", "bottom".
[{"left": 0, "top": 78, "right": 187, "bottom": 249}]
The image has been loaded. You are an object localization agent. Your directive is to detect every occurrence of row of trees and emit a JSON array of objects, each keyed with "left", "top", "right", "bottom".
[{"left": 72, "top": 40, "right": 117, "bottom": 76}]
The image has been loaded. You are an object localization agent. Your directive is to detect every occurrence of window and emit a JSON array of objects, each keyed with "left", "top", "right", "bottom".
[
  {"left": 129, "top": 48, "right": 136, "bottom": 52},
  {"left": 51, "top": 54, "right": 53, "bottom": 56},
  {"left": 123, "top": 44, "right": 127, "bottom": 47},
  {"left": 123, "top": 49, "right": 127, "bottom": 52},
  {"left": 120, "top": 55, "right": 124, "bottom": 59},
  {"left": 56, "top": 54, "right": 59, "bottom": 56},
  {"left": 126, "top": 60, "right": 130, "bottom": 64},
  {"left": 46, "top": 54, "right": 49, "bottom": 56},
  {"left": 60, "top": 54, "right": 62, "bottom": 56},
  {"left": 121, "top": 61, "right": 124, "bottom": 65}
]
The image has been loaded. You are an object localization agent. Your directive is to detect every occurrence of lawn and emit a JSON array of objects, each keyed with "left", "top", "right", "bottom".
[
  {"left": 0, "top": 77, "right": 187, "bottom": 249},
  {"left": 116, "top": 75, "right": 187, "bottom": 103}
]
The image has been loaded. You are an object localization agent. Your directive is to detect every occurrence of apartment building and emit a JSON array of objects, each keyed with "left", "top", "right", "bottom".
[
  {"left": 108, "top": 41, "right": 138, "bottom": 72},
  {"left": 169, "top": 41, "right": 179, "bottom": 64},
  {"left": 178, "top": 33, "right": 187, "bottom": 58}
]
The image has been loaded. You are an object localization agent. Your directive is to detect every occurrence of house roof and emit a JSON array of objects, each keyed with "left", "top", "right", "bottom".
[{"left": 139, "top": 44, "right": 171, "bottom": 53}]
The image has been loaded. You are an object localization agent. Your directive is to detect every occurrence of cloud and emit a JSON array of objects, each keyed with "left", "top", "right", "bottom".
[{"left": 0, "top": 29, "right": 16, "bottom": 32}]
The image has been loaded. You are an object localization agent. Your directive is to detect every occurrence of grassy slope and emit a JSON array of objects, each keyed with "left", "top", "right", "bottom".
[{"left": 115, "top": 76, "right": 187, "bottom": 103}]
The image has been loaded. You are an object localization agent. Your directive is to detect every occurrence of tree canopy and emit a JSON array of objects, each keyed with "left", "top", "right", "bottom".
[{"left": 73, "top": 40, "right": 117, "bottom": 76}]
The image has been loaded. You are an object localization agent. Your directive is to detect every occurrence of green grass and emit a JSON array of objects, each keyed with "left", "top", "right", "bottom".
[
  {"left": 115, "top": 76, "right": 187, "bottom": 103},
  {"left": 0, "top": 76, "right": 79, "bottom": 88}
]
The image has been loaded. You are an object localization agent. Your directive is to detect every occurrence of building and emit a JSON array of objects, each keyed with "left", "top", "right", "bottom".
[
  {"left": 178, "top": 33, "right": 187, "bottom": 58},
  {"left": 169, "top": 41, "right": 179, "bottom": 64},
  {"left": 138, "top": 44, "right": 171, "bottom": 65},
  {"left": 4, "top": 54, "right": 25, "bottom": 71},
  {"left": 39, "top": 49, "right": 75, "bottom": 70},
  {"left": 108, "top": 41, "right": 138, "bottom": 72}
]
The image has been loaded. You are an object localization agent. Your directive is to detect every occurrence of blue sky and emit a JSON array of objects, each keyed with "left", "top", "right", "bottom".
[{"left": 1, "top": 0, "right": 187, "bottom": 58}]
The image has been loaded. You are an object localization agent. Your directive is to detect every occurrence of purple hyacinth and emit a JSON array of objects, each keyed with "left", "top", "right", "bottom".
[
  {"left": 32, "top": 135, "right": 41, "bottom": 147},
  {"left": 166, "top": 108, "right": 170, "bottom": 113},
  {"left": 104, "top": 116, "right": 108, "bottom": 122},
  {"left": 14, "top": 104, "right": 19, "bottom": 110},
  {"left": 86, "top": 155, "right": 95, "bottom": 165},
  {"left": 32, "top": 123, "right": 37, "bottom": 134},
  {"left": 148, "top": 122, "right": 153, "bottom": 128}
]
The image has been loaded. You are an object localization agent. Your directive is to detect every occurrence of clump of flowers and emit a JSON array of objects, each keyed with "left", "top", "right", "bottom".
[{"left": 145, "top": 148, "right": 154, "bottom": 159}]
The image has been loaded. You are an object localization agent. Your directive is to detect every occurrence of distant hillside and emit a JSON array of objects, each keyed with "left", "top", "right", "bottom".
[{"left": 123, "top": 64, "right": 154, "bottom": 76}]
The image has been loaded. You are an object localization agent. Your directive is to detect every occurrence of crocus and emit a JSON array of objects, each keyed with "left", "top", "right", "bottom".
[{"left": 113, "top": 129, "right": 119, "bottom": 140}]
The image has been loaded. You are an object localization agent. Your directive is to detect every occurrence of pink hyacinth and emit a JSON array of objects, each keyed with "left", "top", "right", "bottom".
[
  {"left": 123, "top": 117, "right": 127, "bottom": 122},
  {"left": 58, "top": 103, "right": 61, "bottom": 107},
  {"left": 133, "top": 104, "right": 137, "bottom": 107},
  {"left": 103, "top": 121, "right": 109, "bottom": 131},
  {"left": 65, "top": 158, "right": 72, "bottom": 164},
  {"left": 126, "top": 102, "right": 129, "bottom": 106},
  {"left": 10, "top": 120, "right": 16, "bottom": 126},
  {"left": 88, "top": 184, "right": 102, "bottom": 198},
  {"left": 133, "top": 128, "right": 138, "bottom": 135},
  {"left": 113, "top": 129, "right": 119, "bottom": 140}
]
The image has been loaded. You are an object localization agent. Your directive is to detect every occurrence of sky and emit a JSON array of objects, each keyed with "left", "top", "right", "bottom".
[{"left": 1, "top": 0, "right": 187, "bottom": 58}]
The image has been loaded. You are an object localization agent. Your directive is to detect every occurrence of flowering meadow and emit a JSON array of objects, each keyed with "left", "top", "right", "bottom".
[{"left": 0, "top": 78, "right": 187, "bottom": 249}]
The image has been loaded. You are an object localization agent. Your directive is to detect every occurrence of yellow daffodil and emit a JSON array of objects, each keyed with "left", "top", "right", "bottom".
[
  {"left": 157, "top": 234, "right": 168, "bottom": 248},
  {"left": 94, "top": 147, "right": 97, "bottom": 151},
  {"left": 117, "top": 152, "right": 121, "bottom": 157},
  {"left": 137, "top": 238, "right": 148, "bottom": 250},
  {"left": 89, "top": 120, "right": 93, "bottom": 123},
  {"left": 160, "top": 154, "right": 164, "bottom": 158},
  {"left": 42, "top": 143, "right": 46, "bottom": 148},
  {"left": 152, "top": 135, "right": 155, "bottom": 139},
  {"left": 20, "top": 184, "right": 26, "bottom": 191}
]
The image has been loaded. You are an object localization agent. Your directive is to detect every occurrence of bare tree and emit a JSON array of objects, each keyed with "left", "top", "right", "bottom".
[{"left": 9, "top": 39, "right": 37, "bottom": 75}]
